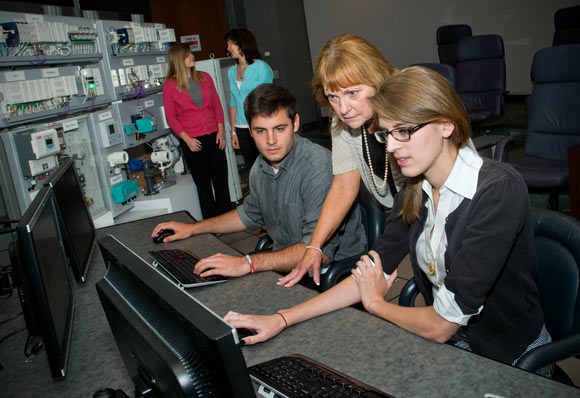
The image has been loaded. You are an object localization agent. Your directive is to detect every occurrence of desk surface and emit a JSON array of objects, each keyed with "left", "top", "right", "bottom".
[{"left": 2, "top": 212, "right": 578, "bottom": 398}]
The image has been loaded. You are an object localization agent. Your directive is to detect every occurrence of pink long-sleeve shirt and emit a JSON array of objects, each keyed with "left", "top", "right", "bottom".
[{"left": 162, "top": 72, "right": 225, "bottom": 138}]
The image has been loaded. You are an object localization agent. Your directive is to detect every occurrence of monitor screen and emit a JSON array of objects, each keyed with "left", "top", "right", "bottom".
[
  {"left": 96, "top": 235, "right": 255, "bottom": 397},
  {"left": 46, "top": 158, "right": 96, "bottom": 282},
  {"left": 11, "top": 186, "right": 75, "bottom": 379}
]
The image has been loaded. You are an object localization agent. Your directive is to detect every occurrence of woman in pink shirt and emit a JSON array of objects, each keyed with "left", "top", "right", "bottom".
[{"left": 163, "top": 43, "right": 231, "bottom": 218}]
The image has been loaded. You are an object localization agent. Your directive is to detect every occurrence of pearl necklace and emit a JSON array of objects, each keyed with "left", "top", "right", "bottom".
[{"left": 362, "top": 125, "right": 389, "bottom": 190}]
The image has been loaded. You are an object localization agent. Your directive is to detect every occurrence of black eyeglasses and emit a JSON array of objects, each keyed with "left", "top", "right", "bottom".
[{"left": 378, "top": 122, "right": 430, "bottom": 142}]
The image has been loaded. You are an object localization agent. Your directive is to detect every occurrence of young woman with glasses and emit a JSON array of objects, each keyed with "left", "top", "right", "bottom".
[{"left": 226, "top": 67, "right": 552, "bottom": 374}]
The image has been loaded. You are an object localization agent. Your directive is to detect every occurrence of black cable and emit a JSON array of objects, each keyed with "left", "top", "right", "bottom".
[
  {"left": 0, "top": 312, "right": 22, "bottom": 326},
  {"left": 0, "top": 327, "right": 26, "bottom": 345},
  {"left": 0, "top": 265, "right": 14, "bottom": 299},
  {"left": 0, "top": 220, "right": 20, "bottom": 224}
]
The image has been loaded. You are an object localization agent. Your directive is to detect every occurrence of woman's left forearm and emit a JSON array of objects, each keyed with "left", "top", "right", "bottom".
[
  {"left": 369, "top": 301, "right": 459, "bottom": 343},
  {"left": 280, "top": 276, "right": 362, "bottom": 327}
]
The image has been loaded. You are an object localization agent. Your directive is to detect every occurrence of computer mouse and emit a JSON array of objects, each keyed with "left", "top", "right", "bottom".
[
  {"left": 236, "top": 328, "right": 257, "bottom": 345},
  {"left": 153, "top": 229, "right": 175, "bottom": 244}
]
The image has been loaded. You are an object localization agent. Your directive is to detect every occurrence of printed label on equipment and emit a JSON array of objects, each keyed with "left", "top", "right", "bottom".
[
  {"left": 42, "top": 69, "right": 60, "bottom": 78},
  {"left": 5, "top": 71, "right": 26, "bottom": 82},
  {"left": 25, "top": 14, "right": 44, "bottom": 23},
  {"left": 110, "top": 174, "right": 123, "bottom": 185},
  {"left": 99, "top": 111, "right": 113, "bottom": 121},
  {"left": 122, "top": 58, "right": 135, "bottom": 67},
  {"left": 62, "top": 120, "right": 79, "bottom": 131},
  {"left": 144, "top": 100, "right": 155, "bottom": 108},
  {"left": 156, "top": 56, "right": 166, "bottom": 63}
]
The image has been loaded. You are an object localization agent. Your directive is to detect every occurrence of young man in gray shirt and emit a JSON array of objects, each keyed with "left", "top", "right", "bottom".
[{"left": 152, "top": 84, "right": 366, "bottom": 285}]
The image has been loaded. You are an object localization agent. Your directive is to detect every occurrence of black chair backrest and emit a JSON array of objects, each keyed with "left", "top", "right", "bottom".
[
  {"left": 533, "top": 211, "right": 580, "bottom": 341},
  {"left": 412, "top": 63, "right": 456, "bottom": 88},
  {"left": 525, "top": 44, "right": 580, "bottom": 161},
  {"left": 436, "top": 24, "right": 472, "bottom": 67},
  {"left": 455, "top": 34, "right": 505, "bottom": 119},
  {"left": 357, "top": 187, "right": 385, "bottom": 250},
  {"left": 553, "top": 5, "right": 580, "bottom": 46}
]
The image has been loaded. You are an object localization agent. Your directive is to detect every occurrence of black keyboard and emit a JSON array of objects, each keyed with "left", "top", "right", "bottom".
[
  {"left": 148, "top": 249, "right": 226, "bottom": 287},
  {"left": 249, "top": 354, "right": 394, "bottom": 398}
]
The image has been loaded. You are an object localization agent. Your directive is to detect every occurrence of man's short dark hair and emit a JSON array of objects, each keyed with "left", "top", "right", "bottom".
[{"left": 244, "top": 84, "right": 298, "bottom": 126}]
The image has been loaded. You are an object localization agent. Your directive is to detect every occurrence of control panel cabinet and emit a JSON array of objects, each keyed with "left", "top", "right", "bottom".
[
  {"left": 0, "top": 12, "right": 112, "bottom": 128},
  {"left": 196, "top": 57, "right": 242, "bottom": 202},
  {"left": 86, "top": 107, "right": 136, "bottom": 218},
  {"left": 95, "top": 20, "right": 175, "bottom": 101},
  {"left": 112, "top": 92, "right": 171, "bottom": 149},
  {"left": 1, "top": 114, "right": 108, "bottom": 218}
]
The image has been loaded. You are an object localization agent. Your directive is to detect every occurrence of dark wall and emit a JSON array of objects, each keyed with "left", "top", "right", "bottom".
[
  {"left": 149, "top": 0, "right": 228, "bottom": 60},
  {"left": 242, "top": 0, "right": 318, "bottom": 126}
]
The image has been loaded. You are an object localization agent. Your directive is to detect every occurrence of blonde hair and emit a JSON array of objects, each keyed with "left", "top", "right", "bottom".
[
  {"left": 166, "top": 43, "right": 205, "bottom": 91},
  {"left": 370, "top": 66, "right": 471, "bottom": 223},
  {"left": 312, "top": 34, "right": 398, "bottom": 130}
]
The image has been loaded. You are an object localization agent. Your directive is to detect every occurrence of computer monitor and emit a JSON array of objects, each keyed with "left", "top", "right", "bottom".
[
  {"left": 9, "top": 186, "right": 76, "bottom": 379},
  {"left": 45, "top": 158, "right": 96, "bottom": 282},
  {"left": 96, "top": 235, "right": 255, "bottom": 397}
]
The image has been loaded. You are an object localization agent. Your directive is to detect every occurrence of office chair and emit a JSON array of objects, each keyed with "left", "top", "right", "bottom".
[
  {"left": 254, "top": 187, "right": 386, "bottom": 292},
  {"left": 436, "top": 24, "right": 472, "bottom": 68},
  {"left": 516, "top": 210, "right": 580, "bottom": 384},
  {"left": 399, "top": 210, "right": 580, "bottom": 384},
  {"left": 455, "top": 34, "right": 507, "bottom": 133},
  {"left": 319, "top": 187, "right": 386, "bottom": 291},
  {"left": 494, "top": 44, "right": 580, "bottom": 211},
  {"left": 553, "top": 5, "right": 580, "bottom": 46},
  {"left": 412, "top": 63, "right": 456, "bottom": 88}
]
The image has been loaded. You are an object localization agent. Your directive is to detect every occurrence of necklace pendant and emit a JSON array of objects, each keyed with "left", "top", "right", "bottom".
[{"left": 427, "top": 261, "right": 436, "bottom": 276}]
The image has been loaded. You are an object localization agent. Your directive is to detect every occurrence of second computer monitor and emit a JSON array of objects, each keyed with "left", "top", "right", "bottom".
[
  {"left": 46, "top": 158, "right": 96, "bottom": 282},
  {"left": 11, "top": 186, "right": 76, "bottom": 379}
]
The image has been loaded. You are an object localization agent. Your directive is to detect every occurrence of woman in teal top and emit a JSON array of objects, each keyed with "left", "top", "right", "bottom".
[{"left": 225, "top": 28, "right": 274, "bottom": 169}]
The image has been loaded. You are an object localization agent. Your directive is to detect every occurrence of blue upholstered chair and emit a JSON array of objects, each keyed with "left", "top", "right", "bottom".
[
  {"left": 553, "top": 5, "right": 580, "bottom": 46},
  {"left": 400, "top": 210, "right": 580, "bottom": 384},
  {"left": 494, "top": 44, "right": 580, "bottom": 210},
  {"left": 412, "top": 63, "right": 456, "bottom": 88},
  {"left": 455, "top": 34, "right": 507, "bottom": 130},
  {"left": 436, "top": 24, "right": 472, "bottom": 68},
  {"left": 254, "top": 187, "right": 385, "bottom": 292}
]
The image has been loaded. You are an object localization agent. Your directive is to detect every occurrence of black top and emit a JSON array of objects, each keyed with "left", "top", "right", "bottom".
[
  {"left": 362, "top": 128, "right": 397, "bottom": 198},
  {"left": 373, "top": 159, "right": 544, "bottom": 364}
]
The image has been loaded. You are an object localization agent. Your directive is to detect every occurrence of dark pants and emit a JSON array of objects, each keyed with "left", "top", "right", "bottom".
[
  {"left": 180, "top": 132, "right": 231, "bottom": 219},
  {"left": 236, "top": 127, "right": 259, "bottom": 170}
]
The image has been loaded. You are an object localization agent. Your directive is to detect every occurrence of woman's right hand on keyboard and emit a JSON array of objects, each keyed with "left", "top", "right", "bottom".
[{"left": 224, "top": 311, "right": 287, "bottom": 346}]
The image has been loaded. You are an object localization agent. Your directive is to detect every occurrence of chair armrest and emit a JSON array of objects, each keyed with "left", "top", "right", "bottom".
[
  {"left": 254, "top": 234, "right": 273, "bottom": 252},
  {"left": 516, "top": 333, "right": 580, "bottom": 372},
  {"left": 493, "top": 131, "right": 526, "bottom": 162},
  {"left": 493, "top": 136, "right": 511, "bottom": 161},
  {"left": 399, "top": 278, "right": 419, "bottom": 307},
  {"left": 493, "top": 90, "right": 510, "bottom": 115},
  {"left": 319, "top": 254, "right": 361, "bottom": 292}
]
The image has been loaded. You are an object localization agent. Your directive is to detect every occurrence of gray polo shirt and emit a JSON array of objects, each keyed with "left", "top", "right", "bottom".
[{"left": 237, "top": 134, "right": 366, "bottom": 261}]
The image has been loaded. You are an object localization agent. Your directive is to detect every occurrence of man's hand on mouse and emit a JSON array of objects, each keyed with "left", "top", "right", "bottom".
[{"left": 151, "top": 221, "right": 195, "bottom": 243}]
